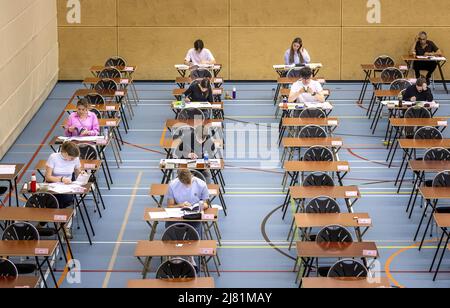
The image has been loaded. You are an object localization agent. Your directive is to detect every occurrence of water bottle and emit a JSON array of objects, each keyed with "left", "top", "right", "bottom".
[
  {"left": 398, "top": 93, "right": 403, "bottom": 108},
  {"left": 232, "top": 87, "right": 237, "bottom": 100},
  {"left": 104, "top": 127, "right": 109, "bottom": 140},
  {"left": 204, "top": 152, "right": 209, "bottom": 168},
  {"left": 30, "top": 172, "right": 37, "bottom": 193}
]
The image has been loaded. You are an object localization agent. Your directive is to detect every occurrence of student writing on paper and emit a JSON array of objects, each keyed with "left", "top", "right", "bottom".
[
  {"left": 288, "top": 67, "right": 325, "bottom": 104},
  {"left": 410, "top": 31, "right": 443, "bottom": 84},
  {"left": 284, "top": 37, "right": 311, "bottom": 66},
  {"left": 403, "top": 78, "right": 434, "bottom": 102},
  {"left": 165, "top": 169, "right": 210, "bottom": 236},
  {"left": 173, "top": 126, "right": 217, "bottom": 183},
  {"left": 184, "top": 39, "right": 216, "bottom": 66},
  {"left": 63, "top": 99, "right": 100, "bottom": 137},
  {"left": 45, "top": 142, "right": 82, "bottom": 208},
  {"left": 184, "top": 78, "right": 214, "bottom": 103}
]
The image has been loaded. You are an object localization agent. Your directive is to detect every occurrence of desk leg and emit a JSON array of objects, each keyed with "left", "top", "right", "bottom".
[
  {"left": 35, "top": 257, "right": 48, "bottom": 288},
  {"left": 14, "top": 178, "right": 19, "bottom": 207},
  {"left": 437, "top": 62, "right": 448, "bottom": 94},
  {"left": 433, "top": 230, "right": 450, "bottom": 281},
  {"left": 409, "top": 172, "right": 425, "bottom": 219},
  {"left": 142, "top": 256, "right": 152, "bottom": 279},
  {"left": 430, "top": 228, "right": 447, "bottom": 272},
  {"left": 414, "top": 198, "right": 434, "bottom": 242}
]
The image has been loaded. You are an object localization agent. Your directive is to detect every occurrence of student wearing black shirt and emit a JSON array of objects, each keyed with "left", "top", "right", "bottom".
[
  {"left": 184, "top": 78, "right": 214, "bottom": 103},
  {"left": 410, "top": 31, "right": 443, "bottom": 83},
  {"left": 403, "top": 78, "right": 434, "bottom": 102}
]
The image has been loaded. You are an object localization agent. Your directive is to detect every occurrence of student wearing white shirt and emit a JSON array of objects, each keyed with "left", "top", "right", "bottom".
[
  {"left": 45, "top": 141, "right": 82, "bottom": 208},
  {"left": 184, "top": 40, "right": 216, "bottom": 66},
  {"left": 288, "top": 67, "right": 325, "bottom": 103},
  {"left": 284, "top": 37, "right": 311, "bottom": 66}
]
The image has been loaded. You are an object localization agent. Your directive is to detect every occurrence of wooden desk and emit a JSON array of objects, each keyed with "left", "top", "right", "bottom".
[
  {"left": 165, "top": 119, "right": 223, "bottom": 130},
  {"left": 175, "top": 77, "right": 223, "bottom": 88},
  {"left": 280, "top": 88, "right": 331, "bottom": 98},
  {"left": 65, "top": 103, "right": 120, "bottom": 113},
  {"left": 127, "top": 277, "right": 215, "bottom": 289},
  {"left": 173, "top": 88, "right": 223, "bottom": 102},
  {"left": 0, "top": 240, "right": 59, "bottom": 288},
  {"left": 89, "top": 65, "right": 137, "bottom": 75},
  {"left": 284, "top": 161, "right": 350, "bottom": 173},
  {"left": 175, "top": 64, "right": 222, "bottom": 77},
  {"left": 83, "top": 77, "right": 132, "bottom": 86},
  {"left": 277, "top": 77, "right": 326, "bottom": 85},
  {"left": 390, "top": 118, "right": 448, "bottom": 127},
  {"left": 295, "top": 213, "right": 371, "bottom": 229},
  {"left": 135, "top": 240, "right": 218, "bottom": 278},
  {"left": 149, "top": 183, "right": 220, "bottom": 206},
  {"left": 409, "top": 160, "right": 450, "bottom": 173},
  {"left": 0, "top": 164, "right": 25, "bottom": 207},
  {"left": 302, "top": 277, "right": 390, "bottom": 289},
  {"left": 374, "top": 89, "right": 401, "bottom": 98},
  {"left": 402, "top": 55, "right": 448, "bottom": 93},
  {"left": 289, "top": 186, "right": 360, "bottom": 200},
  {"left": 282, "top": 118, "right": 339, "bottom": 128},
  {"left": 73, "top": 89, "right": 128, "bottom": 99},
  {"left": 399, "top": 139, "right": 450, "bottom": 150},
  {"left": 296, "top": 242, "right": 378, "bottom": 259},
  {"left": 0, "top": 276, "right": 40, "bottom": 289},
  {"left": 282, "top": 138, "right": 343, "bottom": 149}
]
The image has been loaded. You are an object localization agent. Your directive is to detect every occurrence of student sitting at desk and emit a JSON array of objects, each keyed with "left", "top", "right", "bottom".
[
  {"left": 284, "top": 37, "right": 311, "bottom": 66},
  {"left": 184, "top": 78, "right": 214, "bottom": 103},
  {"left": 185, "top": 39, "right": 216, "bottom": 66},
  {"left": 410, "top": 31, "right": 443, "bottom": 84},
  {"left": 288, "top": 67, "right": 325, "bottom": 104},
  {"left": 166, "top": 169, "right": 210, "bottom": 236},
  {"left": 403, "top": 78, "right": 434, "bottom": 102},
  {"left": 64, "top": 99, "right": 100, "bottom": 137},
  {"left": 45, "top": 141, "right": 82, "bottom": 209}
]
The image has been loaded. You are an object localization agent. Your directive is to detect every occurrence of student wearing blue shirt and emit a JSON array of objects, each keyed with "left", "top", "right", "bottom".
[{"left": 284, "top": 37, "right": 311, "bottom": 66}]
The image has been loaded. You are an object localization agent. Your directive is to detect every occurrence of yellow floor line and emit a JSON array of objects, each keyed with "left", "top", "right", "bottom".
[{"left": 102, "top": 172, "right": 142, "bottom": 288}]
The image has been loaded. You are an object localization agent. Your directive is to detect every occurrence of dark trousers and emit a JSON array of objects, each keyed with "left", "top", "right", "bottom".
[
  {"left": 414, "top": 61, "right": 438, "bottom": 79},
  {"left": 56, "top": 194, "right": 75, "bottom": 209}
]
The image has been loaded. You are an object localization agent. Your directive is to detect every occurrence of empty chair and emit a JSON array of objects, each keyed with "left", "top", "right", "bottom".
[
  {"left": 298, "top": 125, "right": 327, "bottom": 138},
  {"left": 316, "top": 225, "right": 353, "bottom": 244},
  {"left": 105, "top": 56, "right": 126, "bottom": 68},
  {"left": 414, "top": 127, "right": 442, "bottom": 140},
  {"left": 162, "top": 223, "right": 200, "bottom": 241},
  {"left": 78, "top": 143, "right": 98, "bottom": 160},
  {"left": 305, "top": 197, "right": 340, "bottom": 214},
  {"left": 99, "top": 67, "right": 122, "bottom": 79},
  {"left": 303, "top": 173, "right": 335, "bottom": 187},
  {"left": 299, "top": 107, "right": 326, "bottom": 119},
  {"left": 0, "top": 259, "right": 18, "bottom": 278},
  {"left": 303, "top": 146, "right": 334, "bottom": 162},
  {"left": 424, "top": 148, "right": 450, "bottom": 161},
  {"left": 380, "top": 67, "right": 403, "bottom": 83},
  {"left": 390, "top": 79, "right": 412, "bottom": 91},
  {"left": 2, "top": 222, "right": 40, "bottom": 274},
  {"left": 85, "top": 93, "right": 106, "bottom": 106},
  {"left": 190, "top": 68, "right": 212, "bottom": 80},
  {"left": 178, "top": 107, "right": 206, "bottom": 121},
  {"left": 405, "top": 106, "right": 431, "bottom": 119},
  {"left": 25, "top": 193, "right": 59, "bottom": 238},
  {"left": 94, "top": 79, "right": 118, "bottom": 91},
  {"left": 155, "top": 258, "right": 196, "bottom": 279},
  {"left": 432, "top": 171, "right": 450, "bottom": 188},
  {"left": 328, "top": 259, "right": 368, "bottom": 278},
  {"left": 374, "top": 55, "right": 395, "bottom": 69}
]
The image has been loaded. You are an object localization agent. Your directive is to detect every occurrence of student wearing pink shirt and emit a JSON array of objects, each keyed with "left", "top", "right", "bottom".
[{"left": 64, "top": 99, "right": 100, "bottom": 137}]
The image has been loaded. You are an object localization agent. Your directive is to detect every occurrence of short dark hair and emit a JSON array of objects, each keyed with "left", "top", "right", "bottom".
[
  {"left": 178, "top": 169, "right": 192, "bottom": 185},
  {"left": 416, "top": 77, "right": 427, "bottom": 87},
  {"left": 61, "top": 142, "right": 80, "bottom": 158},
  {"left": 194, "top": 40, "right": 204, "bottom": 51},
  {"left": 299, "top": 67, "right": 313, "bottom": 79},
  {"left": 77, "top": 98, "right": 89, "bottom": 109},
  {"left": 200, "top": 78, "right": 210, "bottom": 89}
]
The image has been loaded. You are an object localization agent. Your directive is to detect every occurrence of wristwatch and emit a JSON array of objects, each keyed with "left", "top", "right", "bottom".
[{"left": 312, "top": 92, "right": 317, "bottom": 96}]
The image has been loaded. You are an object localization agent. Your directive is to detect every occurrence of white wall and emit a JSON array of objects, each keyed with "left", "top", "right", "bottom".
[{"left": 0, "top": 0, "right": 59, "bottom": 158}]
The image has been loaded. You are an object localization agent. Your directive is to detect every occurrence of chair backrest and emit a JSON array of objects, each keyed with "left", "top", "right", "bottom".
[
  {"left": 303, "top": 172, "right": 335, "bottom": 187},
  {"left": 316, "top": 225, "right": 353, "bottom": 243},
  {"left": 303, "top": 146, "right": 334, "bottom": 162},
  {"left": 105, "top": 56, "right": 126, "bottom": 68},
  {"left": 85, "top": 94, "right": 106, "bottom": 106},
  {"left": 380, "top": 67, "right": 403, "bottom": 83},
  {"left": 432, "top": 171, "right": 450, "bottom": 188},
  {"left": 90, "top": 108, "right": 102, "bottom": 120},
  {"left": 155, "top": 258, "right": 196, "bottom": 279},
  {"left": 299, "top": 108, "right": 326, "bottom": 119},
  {"left": 78, "top": 143, "right": 98, "bottom": 160},
  {"left": 94, "top": 79, "right": 118, "bottom": 91},
  {"left": 424, "top": 148, "right": 450, "bottom": 161},
  {"left": 414, "top": 126, "right": 443, "bottom": 140},
  {"left": 99, "top": 67, "right": 122, "bottom": 79},
  {"left": 0, "top": 259, "right": 18, "bottom": 278},
  {"left": 2, "top": 222, "right": 40, "bottom": 241},
  {"left": 286, "top": 68, "right": 302, "bottom": 78},
  {"left": 190, "top": 68, "right": 212, "bottom": 79},
  {"left": 299, "top": 125, "right": 328, "bottom": 138},
  {"left": 161, "top": 223, "right": 200, "bottom": 241},
  {"left": 305, "top": 197, "right": 341, "bottom": 214},
  {"left": 373, "top": 55, "right": 395, "bottom": 69},
  {"left": 404, "top": 106, "right": 431, "bottom": 119},
  {"left": 25, "top": 193, "right": 59, "bottom": 209},
  {"left": 328, "top": 259, "right": 368, "bottom": 278},
  {"left": 178, "top": 108, "right": 205, "bottom": 121},
  {"left": 390, "top": 79, "right": 412, "bottom": 91}
]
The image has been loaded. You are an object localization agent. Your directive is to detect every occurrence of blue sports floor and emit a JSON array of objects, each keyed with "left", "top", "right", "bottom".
[{"left": 2, "top": 80, "right": 450, "bottom": 288}]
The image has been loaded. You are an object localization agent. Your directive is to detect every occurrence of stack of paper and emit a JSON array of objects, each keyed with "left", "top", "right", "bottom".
[
  {"left": 58, "top": 136, "right": 101, "bottom": 142},
  {"left": 0, "top": 165, "right": 16, "bottom": 175}
]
